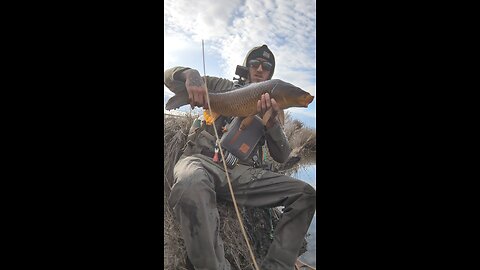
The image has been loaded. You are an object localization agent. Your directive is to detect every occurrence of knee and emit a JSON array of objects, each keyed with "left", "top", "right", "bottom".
[
  {"left": 175, "top": 166, "right": 202, "bottom": 182},
  {"left": 303, "top": 183, "right": 316, "bottom": 195},
  {"left": 169, "top": 167, "right": 213, "bottom": 208},
  {"left": 173, "top": 157, "right": 210, "bottom": 185},
  {"left": 303, "top": 184, "right": 316, "bottom": 206}
]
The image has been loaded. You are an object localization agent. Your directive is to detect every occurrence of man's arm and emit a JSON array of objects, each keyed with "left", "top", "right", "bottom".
[
  {"left": 164, "top": 67, "right": 208, "bottom": 108},
  {"left": 164, "top": 67, "right": 235, "bottom": 108},
  {"left": 265, "top": 120, "right": 292, "bottom": 163},
  {"left": 257, "top": 93, "right": 291, "bottom": 163},
  {"left": 164, "top": 66, "right": 191, "bottom": 93}
]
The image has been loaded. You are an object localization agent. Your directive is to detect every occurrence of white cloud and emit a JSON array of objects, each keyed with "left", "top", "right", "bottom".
[
  {"left": 164, "top": 0, "right": 316, "bottom": 126},
  {"left": 286, "top": 107, "right": 316, "bottom": 119},
  {"left": 164, "top": 0, "right": 241, "bottom": 40}
]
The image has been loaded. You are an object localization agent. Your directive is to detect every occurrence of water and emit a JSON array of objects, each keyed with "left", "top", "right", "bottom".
[{"left": 287, "top": 159, "right": 316, "bottom": 268}]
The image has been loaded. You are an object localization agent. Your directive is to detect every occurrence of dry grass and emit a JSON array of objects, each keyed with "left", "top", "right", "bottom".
[
  {"left": 163, "top": 112, "right": 311, "bottom": 269},
  {"left": 283, "top": 112, "right": 316, "bottom": 153}
]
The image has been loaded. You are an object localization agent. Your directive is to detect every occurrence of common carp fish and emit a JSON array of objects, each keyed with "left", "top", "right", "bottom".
[{"left": 165, "top": 79, "right": 314, "bottom": 128}]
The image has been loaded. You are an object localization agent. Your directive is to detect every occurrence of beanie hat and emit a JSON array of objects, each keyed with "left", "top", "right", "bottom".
[{"left": 243, "top": 45, "right": 275, "bottom": 79}]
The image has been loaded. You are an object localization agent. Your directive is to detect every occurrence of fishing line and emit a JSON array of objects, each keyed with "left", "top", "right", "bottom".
[{"left": 201, "top": 39, "right": 260, "bottom": 270}]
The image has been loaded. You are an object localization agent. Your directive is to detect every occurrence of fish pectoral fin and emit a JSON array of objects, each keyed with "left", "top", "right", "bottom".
[
  {"left": 262, "top": 108, "right": 273, "bottom": 126},
  {"left": 277, "top": 109, "right": 285, "bottom": 126},
  {"left": 239, "top": 116, "right": 255, "bottom": 131}
]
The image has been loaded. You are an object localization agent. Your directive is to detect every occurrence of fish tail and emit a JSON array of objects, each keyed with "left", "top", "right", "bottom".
[{"left": 165, "top": 91, "right": 189, "bottom": 110}]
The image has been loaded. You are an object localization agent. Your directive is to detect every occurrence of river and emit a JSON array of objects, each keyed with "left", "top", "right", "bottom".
[{"left": 285, "top": 154, "right": 316, "bottom": 268}]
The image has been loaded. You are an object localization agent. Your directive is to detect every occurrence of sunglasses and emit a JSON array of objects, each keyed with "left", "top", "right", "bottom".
[{"left": 248, "top": 59, "right": 273, "bottom": 71}]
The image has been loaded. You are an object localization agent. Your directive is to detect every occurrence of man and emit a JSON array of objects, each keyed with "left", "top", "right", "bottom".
[{"left": 164, "top": 45, "right": 316, "bottom": 270}]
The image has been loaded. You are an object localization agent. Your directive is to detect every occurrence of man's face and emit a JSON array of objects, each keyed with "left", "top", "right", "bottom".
[{"left": 248, "top": 58, "right": 272, "bottom": 83}]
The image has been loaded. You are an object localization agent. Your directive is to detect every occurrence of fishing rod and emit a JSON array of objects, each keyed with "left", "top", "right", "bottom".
[{"left": 201, "top": 40, "right": 260, "bottom": 270}]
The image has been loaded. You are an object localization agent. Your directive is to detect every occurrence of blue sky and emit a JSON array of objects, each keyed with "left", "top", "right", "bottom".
[{"left": 164, "top": 0, "right": 316, "bottom": 128}]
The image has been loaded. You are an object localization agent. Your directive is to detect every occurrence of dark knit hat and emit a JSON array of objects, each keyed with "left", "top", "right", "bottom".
[{"left": 243, "top": 45, "right": 275, "bottom": 79}]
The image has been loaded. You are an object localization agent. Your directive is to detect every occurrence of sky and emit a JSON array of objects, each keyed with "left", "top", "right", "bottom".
[{"left": 164, "top": 0, "right": 316, "bottom": 128}]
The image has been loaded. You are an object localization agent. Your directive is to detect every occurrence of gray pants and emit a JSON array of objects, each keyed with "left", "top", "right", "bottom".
[{"left": 168, "top": 154, "right": 316, "bottom": 270}]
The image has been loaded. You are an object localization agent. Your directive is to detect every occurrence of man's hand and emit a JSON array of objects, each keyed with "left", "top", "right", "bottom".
[
  {"left": 257, "top": 93, "right": 280, "bottom": 129},
  {"left": 184, "top": 69, "right": 208, "bottom": 109}
]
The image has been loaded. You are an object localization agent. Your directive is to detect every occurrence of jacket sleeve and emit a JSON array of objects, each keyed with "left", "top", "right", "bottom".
[
  {"left": 265, "top": 121, "right": 292, "bottom": 163},
  {"left": 164, "top": 66, "right": 235, "bottom": 94},
  {"left": 164, "top": 66, "right": 191, "bottom": 94}
]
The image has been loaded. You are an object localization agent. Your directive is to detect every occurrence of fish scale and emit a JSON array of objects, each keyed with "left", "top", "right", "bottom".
[{"left": 209, "top": 81, "right": 276, "bottom": 116}]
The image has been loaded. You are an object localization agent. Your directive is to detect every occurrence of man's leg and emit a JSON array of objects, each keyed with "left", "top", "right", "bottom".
[
  {"left": 168, "top": 156, "right": 231, "bottom": 270},
  {"left": 217, "top": 166, "right": 316, "bottom": 270}
]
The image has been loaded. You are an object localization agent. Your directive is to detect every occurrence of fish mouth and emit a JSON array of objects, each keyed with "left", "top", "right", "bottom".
[{"left": 304, "top": 95, "right": 314, "bottom": 106}]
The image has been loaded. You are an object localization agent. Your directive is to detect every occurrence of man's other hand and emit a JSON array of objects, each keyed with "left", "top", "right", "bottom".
[
  {"left": 184, "top": 69, "right": 208, "bottom": 109},
  {"left": 257, "top": 93, "right": 280, "bottom": 128}
]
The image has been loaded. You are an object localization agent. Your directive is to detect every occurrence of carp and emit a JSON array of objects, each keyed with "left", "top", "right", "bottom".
[{"left": 165, "top": 79, "right": 314, "bottom": 129}]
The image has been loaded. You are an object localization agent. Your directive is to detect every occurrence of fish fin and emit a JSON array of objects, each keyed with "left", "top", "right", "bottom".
[
  {"left": 240, "top": 116, "right": 255, "bottom": 131},
  {"left": 209, "top": 110, "right": 221, "bottom": 122},
  {"left": 277, "top": 109, "right": 285, "bottom": 126},
  {"left": 262, "top": 108, "right": 273, "bottom": 125},
  {"left": 165, "top": 91, "right": 189, "bottom": 110},
  {"left": 203, "top": 110, "right": 214, "bottom": 125}
]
